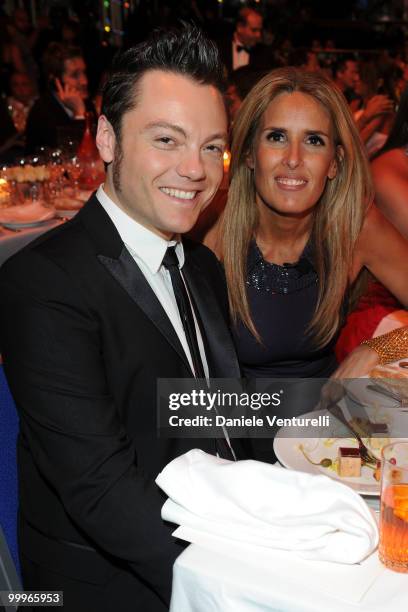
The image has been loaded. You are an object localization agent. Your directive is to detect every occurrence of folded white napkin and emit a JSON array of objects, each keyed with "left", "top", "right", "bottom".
[
  {"left": 0, "top": 201, "right": 55, "bottom": 224},
  {"left": 156, "top": 449, "right": 378, "bottom": 564}
]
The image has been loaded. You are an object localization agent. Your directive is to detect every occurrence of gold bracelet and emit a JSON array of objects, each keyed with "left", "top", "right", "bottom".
[{"left": 361, "top": 326, "right": 408, "bottom": 365}]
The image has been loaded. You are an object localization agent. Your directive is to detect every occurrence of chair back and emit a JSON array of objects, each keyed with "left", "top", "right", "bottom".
[
  {"left": 0, "top": 366, "right": 20, "bottom": 578},
  {"left": 0, "top": 524, "right": 21, "bottom": 610}
]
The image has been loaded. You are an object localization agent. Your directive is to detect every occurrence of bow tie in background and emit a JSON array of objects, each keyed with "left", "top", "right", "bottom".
[{"left": 236, "top": 44, "right": 250, "bottom": 53}]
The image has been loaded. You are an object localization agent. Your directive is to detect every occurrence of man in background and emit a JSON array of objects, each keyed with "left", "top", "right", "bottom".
[
  {"left": 7, "top": 71, "right": 36, "bottom": 135},
  {"left": 25, "top": 43, "right": 92, "bottom": 152},
  {"left": 216, "top": 7, "right": 271, "bottom": 74},
  {"left": 332, "top": 54, "right": 360, "bottom": 102}
]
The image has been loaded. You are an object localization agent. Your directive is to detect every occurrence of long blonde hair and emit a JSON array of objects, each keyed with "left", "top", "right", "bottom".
[{"left": 222, "top": 67, "right": 373, "bottom": 348}]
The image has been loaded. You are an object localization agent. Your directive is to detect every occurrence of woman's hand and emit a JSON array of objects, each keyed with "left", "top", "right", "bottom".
[
  {"left": 331, "top": 344, "right": 379, "bottom": 379},
  {"left": 360, "top": 95, "right": 394, "bottom": 125}
]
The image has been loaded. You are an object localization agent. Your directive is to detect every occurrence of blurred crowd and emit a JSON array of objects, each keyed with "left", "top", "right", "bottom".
[
  {"left": 2, "top": 4, "right": 408, "bottom": 163},
  {"left": 0, "top": 5, "right": 112, "bottom": 162},
  {"left": 2, "top": 6, "right": 408, "bottom": 334}
]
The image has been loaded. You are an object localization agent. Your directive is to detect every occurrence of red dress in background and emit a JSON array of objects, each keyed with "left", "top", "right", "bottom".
[{"left": 335, "top": 279, "right": 401, "bottom": 362}]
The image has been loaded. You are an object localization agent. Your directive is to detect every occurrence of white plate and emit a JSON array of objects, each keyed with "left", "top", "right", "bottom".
[
  {"left": 273, "top": 408, "right": 402, "bottom": 496},
  {"left": 1, "top": 219, "right": 53, "bottom": 229},
  {"left": 344, "top": 378, "right": 402, "bottom": 409}
]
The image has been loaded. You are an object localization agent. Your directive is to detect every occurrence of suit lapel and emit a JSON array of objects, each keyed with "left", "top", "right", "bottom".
[
  {"left": 98, "top": 247, "right": 194, "bottom": 375},
  {"left": 183, "top": 257, "right": 240, "bottom": 378},
  {"left": 78, "top": 196, "right": 238, "bottom": 378}
]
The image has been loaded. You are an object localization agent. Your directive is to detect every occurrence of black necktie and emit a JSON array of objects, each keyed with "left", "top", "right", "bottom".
[
  {"left": 162, "top": 246, "right": 205, "bottom": 379},
  {"left": 162, "top": 246, "right": 235, "bottom": 461},
  {"left": 236, "top": 44, "right": 249, "bottom": 53}
]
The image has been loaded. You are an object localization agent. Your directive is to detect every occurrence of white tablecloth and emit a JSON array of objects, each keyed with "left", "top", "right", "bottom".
[
  {"left": 169, "top": 354, "right": 408, "bottom": 612},
  {"left": 171, "top": 542, "right": 408, "bottom": 612}
]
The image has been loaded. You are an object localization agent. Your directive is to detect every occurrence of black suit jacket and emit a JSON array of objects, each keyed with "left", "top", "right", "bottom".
[
  {"left": 25, "top": 92, "right": 89, "bottom": 152},
  {"left": 0, "top": 196, "right": 241, "bottom": 609},
  {"left": 215, "top": 36, "right": 274, "bottom": 76}
]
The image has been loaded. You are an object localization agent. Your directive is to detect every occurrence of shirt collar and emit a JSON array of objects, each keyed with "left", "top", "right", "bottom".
[
  {"left": 52, "top": 92, "right": 75, "bottom": 118},
  {"left": 96, "top": 185, "right": 184, "bottom": 274},
  {"left": 233, "top": 35, "right": 249, "bottom": 52}
]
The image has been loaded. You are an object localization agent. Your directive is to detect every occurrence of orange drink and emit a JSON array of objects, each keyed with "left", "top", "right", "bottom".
[{"left": 379, "top": 442, "right": 408, "bottom": 572}]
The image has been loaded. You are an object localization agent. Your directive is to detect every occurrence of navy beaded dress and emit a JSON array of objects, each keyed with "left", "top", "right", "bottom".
[
  {"left": 233, "top": 240, "right": 338, "bottom": 379},
  {"left": 233, "top": 241, "right": 340, "bottom": 462}
]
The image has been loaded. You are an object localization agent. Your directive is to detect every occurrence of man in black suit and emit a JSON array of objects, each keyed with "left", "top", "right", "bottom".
[
  {"left": 0, "top": 26, "right": 241, "bottom": 611},
  {"left": 216, "top": 7, "right": 271, "bottom": 75},
  {"left": 332, "top": 54, "right": 360, "bottom": 103},
  {"left": 25, "top": 43, "right": 92, "bottom": 152}
]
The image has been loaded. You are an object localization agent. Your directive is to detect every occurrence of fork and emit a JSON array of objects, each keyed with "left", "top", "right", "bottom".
[
  {"left": 326, "top": 402, "right": 378, "bottom": 465},
  {"left": 367, "top": 383, "right": 408, "bottom": 408}
]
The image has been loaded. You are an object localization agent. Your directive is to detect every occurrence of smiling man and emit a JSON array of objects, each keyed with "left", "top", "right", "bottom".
[
  {"left": 0, "top": 26, "right": 241, "bottom": 612},
  {"left": 97, "top": 68, "right": 227, "bottom": 237}
]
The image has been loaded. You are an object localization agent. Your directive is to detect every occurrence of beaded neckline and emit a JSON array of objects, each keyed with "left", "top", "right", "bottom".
[{"left": 246, "top": 241, "right": 318, "bottom": 294}]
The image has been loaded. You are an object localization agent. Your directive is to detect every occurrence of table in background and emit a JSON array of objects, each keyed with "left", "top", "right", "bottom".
[{"left": 0, "top": 219, "right": 62, "bottom": 267}]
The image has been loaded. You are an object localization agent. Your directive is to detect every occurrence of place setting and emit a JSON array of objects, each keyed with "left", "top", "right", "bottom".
[
  {"left": 274, "top": 364, "right": 408, "bottom": 492},
  {"left": 155, "top": 368, "right": 408, "bottom": 610},
  {"left": 0, "top": 149, "right": 100, "bottom": 232},
  {"left": 157, "top": 447, "right": 384, "bottom": 608},
  {"left": 0, "top": 200, "right": 56, "bottom": 231}
]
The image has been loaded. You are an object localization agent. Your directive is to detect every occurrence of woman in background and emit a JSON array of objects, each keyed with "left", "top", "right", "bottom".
[
  {"left": 371, "top": 85, "right": 408, "bottom": 239},
  {"left": 336, "top": 86, "right": 408, "bottom": 361}
]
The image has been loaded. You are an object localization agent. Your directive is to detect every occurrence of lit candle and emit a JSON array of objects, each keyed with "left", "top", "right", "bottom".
[
  {"left": 223, "top": 150, "right": 231, "bottom": 173},
  {"left": 0, "top": 177, "right": 11, "bottom": 207}
]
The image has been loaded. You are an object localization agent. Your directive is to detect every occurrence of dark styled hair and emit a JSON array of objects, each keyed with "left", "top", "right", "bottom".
[
  {"left": 101, "top": 24, "right": 226, "bottom": 142},
  {"left": 331, "top": 53, "right": 357, "bottom": 79},
  {"left": 236, "top": 7, "right": 262, "bottom": 28},
  {"left": 42, "top": 43, "right": 84, "bottom": 83}
]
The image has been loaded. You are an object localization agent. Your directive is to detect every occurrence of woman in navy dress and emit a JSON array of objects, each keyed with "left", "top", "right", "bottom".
[
  {"left": 204, "top": 69, "right": 408, "bottom": 460},
  {"left": 205, "top": 67, "right": 408, "bottom": 381}
]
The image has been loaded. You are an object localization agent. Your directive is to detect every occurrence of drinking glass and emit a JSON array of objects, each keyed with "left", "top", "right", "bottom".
[
  {"left": 0, "top": 165, "right": 13, "bottom": 208},
  {"left": 379, "top": 441, "right": 408, "bottom": 572},
  {"left": 47, "top": 149, "right": 65, "bottom": 199},
  {"left": 66, "top": 155, "right": 82, "bottom": 198}
]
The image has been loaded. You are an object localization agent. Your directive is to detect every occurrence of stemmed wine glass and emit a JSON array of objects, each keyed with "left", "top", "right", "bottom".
[
  {"left": 47, "top": 149, "right": 65, "bottom": 200},
  {"left": 65, "top": 155, "right": 82, "bottom": 199}
]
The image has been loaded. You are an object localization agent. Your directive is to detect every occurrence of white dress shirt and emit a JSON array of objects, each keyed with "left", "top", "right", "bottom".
[
  {"left": 96, "top": 185, "right": 209, "bottom": 378},
  {"left": 232, "top": 37, "right": 250, "bottom": 71}
]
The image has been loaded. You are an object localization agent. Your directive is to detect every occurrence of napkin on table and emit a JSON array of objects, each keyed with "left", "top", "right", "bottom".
[{"left": 156, "top": 449, "right": 378, "bottom": 564}]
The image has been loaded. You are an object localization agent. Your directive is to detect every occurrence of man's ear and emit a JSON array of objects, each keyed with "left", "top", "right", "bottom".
[{"left": 96, "top": 115, "right": 116, "bottom": 164}]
